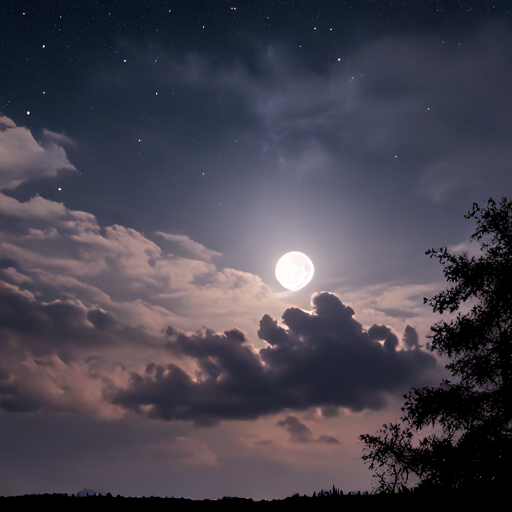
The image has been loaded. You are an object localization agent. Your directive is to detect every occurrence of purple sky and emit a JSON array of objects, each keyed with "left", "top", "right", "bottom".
[{"left": 1, "top": 1, "right": 511, "bottom": 499}]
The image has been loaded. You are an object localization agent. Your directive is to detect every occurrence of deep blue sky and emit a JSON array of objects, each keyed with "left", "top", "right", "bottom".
[{"left": 0, "top": 0, "right": 511, "bottom": 499}]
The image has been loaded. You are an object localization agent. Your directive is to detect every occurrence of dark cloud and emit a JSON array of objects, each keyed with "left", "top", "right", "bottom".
[
  {"left": 276, "top": 416, "right": 339, "bottom": 445},
  {"left": 0, "top": 395, "right": 41, "bottom": 413},
  {"left": 0, "top": 367, "right": 41, "bottom": 413},
  {"left": 402, "top": 325, "right": 420, "bottom": 349},
  {"left": 223, "top": 328, "right": 246, "bottom": 343},
  {"left": 0, "top": 283, "right": 156, "bottom": 359},
  {"left": 276, "top": 416, "right": 313, "bottom": 443},
  {"left": 87, "top": 309, "right": 117, "bottom": 331},
  {"left": 368, "top": 323, "right": 399, "bottom": 351},
  {"left": 321, "top": 406, "right": 338, "bottom": 418},
  {"left": 377, "top": 308, "right": 420, "bottom": 321},
  {"left": 0, "top": 284, "right": 91, "bottom": 357},
  {"left": 384, "top": 331, "right": 399, "bottom": 352},
  {"left": 368, "top": 324, "right": 389, "bottom": 341},
  {"left": 316, "top": 435, "right": 339, "bottom": 445},
  {"left": 109, "top": 292, "right": 439, "bottom": 425}
]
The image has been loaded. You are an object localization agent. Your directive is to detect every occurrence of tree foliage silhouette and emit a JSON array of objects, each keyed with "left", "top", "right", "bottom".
[{"left": 360, "top": 197, "right": 512, "bottom": 493}]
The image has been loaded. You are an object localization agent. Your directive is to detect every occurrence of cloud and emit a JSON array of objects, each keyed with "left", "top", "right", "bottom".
[
  {"left": 276, "top": 415, "right": 339, "bottom": 444},
  {"left": 402, "top": 325, "right": 420, "bottom": 349},
  {"left": 334, "top": 282, "right": 441, "bottom": 340},
  {"left": 87, "top": 309, "right": 118, "bottom": 331},
  {"left": 376, "top": 308, "right": 420, "bottom": 321},
  {"left": 0, "top": 191, "right": 92, "bottom": 223},
  {"left": 42, "top": 129, "right": 76, "bottom": 147},
  {"left": 0, "top": 280, "right": 164, "bottom": 418},
  {"left": 86, "top": 20, "right": 512, "bottom": 204},
  {"left": 448, "top": 240, "right": 483, "bottom": 258},
  {"left": 89, "top": 17, "right": 512, "bottom": 209},
  {"left": 367, "top": 324, "right": 399, "bottom": 351},
  {"left": 108, "top": 292, "right": 439, "bottom": 426},
  {"left": 155, "top": 231, "right": 222, "bottom": 262},
  {"left": 276, "top": 416, "right": 313, "bottom": 443},
  {"left": 367, "top": 324, "right": 389, "bottom": 341},
  {"left": 316, "top": 435, "right": 339, "bottom": 445},
  {"left": 0, "top": 190, "right": 282, "bottom": 335},
  {"left": 0, "top": 116, "right": 77, "bottom": 190},
  {"left": 419, "top": 153, "right": 475, "bottom": 203}
]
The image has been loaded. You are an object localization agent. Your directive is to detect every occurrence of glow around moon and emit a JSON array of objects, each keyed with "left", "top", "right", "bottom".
[{"left": 275, "top": 252, "right": 314, "bottom": 291}]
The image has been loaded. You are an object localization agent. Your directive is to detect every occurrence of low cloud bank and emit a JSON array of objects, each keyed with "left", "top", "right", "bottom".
[
  {"left": 108, "top": 292, "right": 437, "bottom": 426},
  {"left": 0, "top": 282, "right": 438, "bottom": 424}
]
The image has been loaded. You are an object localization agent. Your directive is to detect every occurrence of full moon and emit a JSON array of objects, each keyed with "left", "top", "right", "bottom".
[{"left": 275, "top": 252, "right": 314, "bottom": 291}]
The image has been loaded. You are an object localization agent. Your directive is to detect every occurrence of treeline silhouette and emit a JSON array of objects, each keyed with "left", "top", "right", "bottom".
[{"left": 0, "top": 485, "right": 508, "bottom": 504}]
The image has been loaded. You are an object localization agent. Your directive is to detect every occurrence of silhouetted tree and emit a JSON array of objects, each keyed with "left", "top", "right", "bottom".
[
  {"left": 360, "top": 197, "right": 512, "bottom": 493},
  {"left": 360, "top": 422, "right": 415, "bottom": 493}
]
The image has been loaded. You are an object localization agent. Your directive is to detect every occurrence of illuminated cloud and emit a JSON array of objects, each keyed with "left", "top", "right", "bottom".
[
  {"left": 155, "top": 231, "right": 222, "bottom": 262},
  {"left": 0, "top": 116, "right": 76, "bottom": 190}
]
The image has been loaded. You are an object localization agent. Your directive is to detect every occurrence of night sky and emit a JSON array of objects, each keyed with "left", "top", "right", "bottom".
[{"left": 1, "top": 0, "right": 511, "bottom": 499}]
